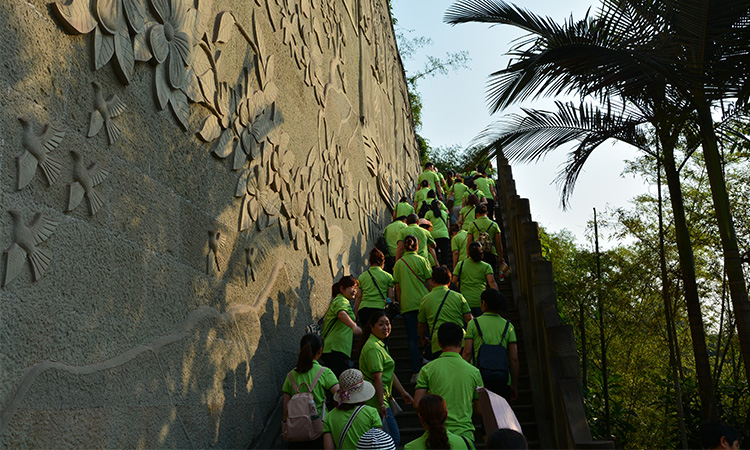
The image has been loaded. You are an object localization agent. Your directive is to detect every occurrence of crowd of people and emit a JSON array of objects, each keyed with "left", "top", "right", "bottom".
[{"left": 281, "top": 163, "right": 524, "bottom": 449}]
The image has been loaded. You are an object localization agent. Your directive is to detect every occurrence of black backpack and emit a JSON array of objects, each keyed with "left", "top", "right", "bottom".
[
  {"left": 473, "top": 318, "right": 510, "bottom": 385},
  {"left": 418, "top": 201, "right": 431, "bottom": 218}
]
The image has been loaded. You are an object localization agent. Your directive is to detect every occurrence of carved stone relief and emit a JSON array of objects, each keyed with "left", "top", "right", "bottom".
[
  {"left": 206, "top": 230, "right": 225, "bottom": 274},
  {"left": 88, "top": 82, "right": 127, "bottom": 145},
  {"left": 244, "top": 247, "right": 257, "bottom": 285},
  {"left": 66, "top": 150, "right": 110, "bottom": 216},
  {"left": 3, "top": 210, "right": 58, "bottom": 287},
  {"left": 16, "top": 117, "right": 65, "bottom": 190}
]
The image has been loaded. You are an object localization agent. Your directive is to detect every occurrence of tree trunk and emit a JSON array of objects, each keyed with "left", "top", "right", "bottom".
[
  {"left": 695, "top": 100, "right": 750, "bottom": 394},
  {"left": 661, "top": 141, "right": 716, "bottom": 420}
]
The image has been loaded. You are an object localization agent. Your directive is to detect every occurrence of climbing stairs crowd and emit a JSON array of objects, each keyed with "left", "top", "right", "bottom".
[{"left": 279, "top": 162, "right": 537, "bottom": 449}]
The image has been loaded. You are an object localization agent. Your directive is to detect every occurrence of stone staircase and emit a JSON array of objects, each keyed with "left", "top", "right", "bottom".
[{"left": 387, "top": 277, "right": 540, "bottom": 449}]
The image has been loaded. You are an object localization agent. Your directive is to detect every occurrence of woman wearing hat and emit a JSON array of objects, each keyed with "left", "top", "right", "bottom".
[
  {"left": 323, "top": 369, "right": 382, "bottom": 449},
  {"left": 358, "top": 310, "right": 413, "bottom": 447}
]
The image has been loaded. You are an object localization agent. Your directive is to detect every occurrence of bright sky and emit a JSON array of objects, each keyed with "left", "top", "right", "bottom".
[{"left": 391, "top": 0, "right": 650, "bottom": 247}]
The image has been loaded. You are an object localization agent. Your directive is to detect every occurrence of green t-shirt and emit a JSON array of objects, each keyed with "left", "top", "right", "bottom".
[
  {"left": 323, "top": 405, "right": 382, "bottom": 449},
  {"left": 425, "top": 208, "right": 449, "bottom": 240},
  {"left": 467, "top": 217, "right": 501, "bottom": 255},
  {"left": 398, "top": 223, "right": 436, "bottom": 262},
  {"left": 322, "top": 294, "right": 356, "bottom": 356},
  {"left": 418, "top": 285, "right": 471, "bottom": 353},
  {"left": 359, "top": 334, "right": 395, "bottom": 408},
  {"left": 414, "top": 187, "right": 431, "bottom": 211},
  {"left": 465, "top": 313, "right": 517, "bottom": 385},
  {"left": 452, "top": 182, "right": 469, "bottom": 207},
  {"left": 383, "top": 220, "right": 407, "bottom": 257},
  {"left": 393, "top": 252, "right": 431, "bottom": 313},
  {"left": 418, "top": 169, "right": 440, "bottom": 192},
  {"left": 474, "top": 177, "right": 494, "bottom": 200},
  {"left": 459, "top": 205, "right": 477, "bottom": 231},
  {"left": 282, "top": 361, "right": 339, "bottom": 418},
  {"left": 453, "top": 259, "right": 494, "bottom": 308},
  {"left": 466, "top": 188, "right": 486, "bottom": 203},
  {"left": 395, "top": 202, "right": 415, "bottom": 219},
  {"left": 451, "top": 230, "right": 469, "bottom": 263},
  {"left": 415, "top": 352, "right": 483, "bottom": 440},
  {"left": 358, "top": 267, "right": 395, "bottom": 309},
  {"left": 404, "top": 431, "right": 474, "bottom": 449}
]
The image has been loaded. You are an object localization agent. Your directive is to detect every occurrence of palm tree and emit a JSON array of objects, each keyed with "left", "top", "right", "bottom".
[{"left": 444, "top": 0, "right": 750, "bottom": 418}]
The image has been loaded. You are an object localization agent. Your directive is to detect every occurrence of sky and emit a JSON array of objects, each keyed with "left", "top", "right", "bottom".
[{"left": 390, "top": 0, "right": 651, "bottom": 247}]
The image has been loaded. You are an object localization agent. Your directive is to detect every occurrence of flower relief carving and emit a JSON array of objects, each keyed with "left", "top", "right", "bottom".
[{"left": 236, "top": 161, "right": 280, "bottom": 232}]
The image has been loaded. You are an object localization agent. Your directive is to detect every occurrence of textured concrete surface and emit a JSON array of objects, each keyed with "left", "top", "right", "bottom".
[{"left": 0, "top": 0, "right": 418, "bottom": 447}]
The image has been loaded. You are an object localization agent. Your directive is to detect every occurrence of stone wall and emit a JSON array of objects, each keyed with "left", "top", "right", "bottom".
[{"left": 0, "top": 0, "right": 419, "bottom": 447}]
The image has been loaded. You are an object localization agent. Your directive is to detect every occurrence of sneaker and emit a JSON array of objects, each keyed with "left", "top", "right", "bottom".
[{"left": 410, "top": 372, "right": 420, "bottom": 384}]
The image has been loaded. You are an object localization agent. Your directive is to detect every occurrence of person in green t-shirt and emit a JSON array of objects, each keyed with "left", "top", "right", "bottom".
[
  {"left": 424, "top": 198, "right": 451, "bottom": 267},
  {"left": 451, "top": 176, "right": 468, "bottom": 221},
  {"left": 413, "top": 180, "right": 431, "bottom": 213},
  {"left": 418, "top": 266, "right": 472, "bottom": 360},
  {"left": 452, "top": 242, "right": 498, "bottom": 317},
  {"left": 450, "top": 224, "right": 468, "bottom": 270},
  {"left": 393, "top": 234, "right": 433, "bottom": 380},
  {"left": 383, "top": 216, "right": 407, "bottom": 273},
  {"left": 417, "top": 162, "right": 443, "bottom": 200},
  {"left": 323, "top": 369, "right": 382, "bottom": 449},
  {"left": 355, "top": 248, "right": 395, "bottom": 327},
  {"left": 393, "top": 196, "right": 415, "bottom": 221},
  {"left": 282, "top": 333, "right": 340, "bottom": 449},
  {"left": 396, "top": 214, "right": 438, "bottom": 265},
  {"left": 466, "top": 204, "right": 507, "bottom": 277},
  {"left": 474, "top": 171, "right": 497, "bottom": 221},
  {"left": 459, "top": 194, "right": 479, "bottom": 231},
  {"left": 414, "top": 322, "right": 484, "bottom": 443},
  {"left": 322, "top": 276, "right": 363, "bottom": 378},
  {"left": 463, "top": 178, "right": 486, "bottom": 207},
  {"left": 404, "top": 394, "right": 473, "bottom": 450},
  {"left": 462, "top": 288, "right": 519, "bottom": 403},
  {"left": 358, "top": 311, "right": 414, "bottom": 446}
]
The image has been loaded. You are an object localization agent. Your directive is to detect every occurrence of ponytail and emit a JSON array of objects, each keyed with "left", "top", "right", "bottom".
[
  {"left": 430, "top": 199, "right": 441, "bottom": 220},
  {"left": 404, "top": 235, "right": 419, "bottom": 252},
  {"left": 469, "top": 241, "right": 483, "bottom": 262},
  {"left": 418, "top": 395, "right": 450, "bottom": 450},
  {"left": 296, "top": 333, "right": 323, "bottom": 373}
]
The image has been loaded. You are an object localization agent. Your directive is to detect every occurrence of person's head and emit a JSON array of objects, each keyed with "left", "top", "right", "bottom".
[
  {"left": 427, "top": 189, "right": 436, "bottom": 199},
  {"left": 469, "top": 241, "right": 483, "bottom": 262},
  {"left": 369, "top": 248, "right": 384, "bottom": 267},
  {"left": 432, "top": 266, "right": 451, "bottom": 286},
  {"left": 357, "top": 428, "right": 395, "bottom": 450},
  {"left": 455, "top": 175, "right": 463, "bottom": 184},
  {"left": 421, "top": 179, "right": 430, "bottom": 188},
  {"left": 417, "top": 394, "right": 449, "bottom": 450},
  {"left": 481, "top": 288, "right": 507, "bottom": 313},
  {"left": 419, "top": 218, "right": 432, "bottom": 232},
  {"left": 406, "top": 213, "right": 419, "bottom": 225},
  {"left": 333, "top": 275, "right": 357, "bottom": 299},
  {"left": 700, "top": 420, "right": 741, "bottom": 450},
  {"left": 425, "top": 162, "right": 434, "bottom": 170},
  {"left": 467, "top": 194, "right": 479, "bottom": 206},
  {"left": 367, "top": 310, "right": 391, "bottom": 341},
  {"left": 449, "top": 223, "right": 461, "bottom": 238},
  {"left": 399, "top": 196, "right": 408, "bottom": 203},
  {"left": 333, "top": 368, "right": 375, "bottom": 409},
  {"left": 430, "top": 196, "right": 442, "bottom": 218},
  {"left": 466, "top": 178, "right": 477, "bottom": 190},
  {"left": 295, "top": 333, "right": 323, "bottom": 373},
  {"left": 476, "top": 204, "right": 488, "bottom": 216},
  {"left": 404, "top": 234, "right": 419, "bottom": 252},
  {"left": 486, "top": 428, "right": 528, "bottom": 449},
  {"left": 395, "top": 215, "right": 407, "bottom": 222},
  {"left": 437, "top": 322, "right": 463, "bottom": 350}
]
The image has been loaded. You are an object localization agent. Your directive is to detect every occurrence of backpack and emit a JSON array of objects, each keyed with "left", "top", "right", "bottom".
[
  {"left": 473, "top": 318, "right": 511, "bottom": 386},
  {"left": 418, "top": 200, "right": 431, "bottom": 218},
  {"left": 473, "top": 221, "right": 494, "bottom": 254},
  {"left": 282, "top": 367, "right": 326, "bottom": 442},
  {"left": 375, "top": 235, "right": 390, "bottom": 257}
]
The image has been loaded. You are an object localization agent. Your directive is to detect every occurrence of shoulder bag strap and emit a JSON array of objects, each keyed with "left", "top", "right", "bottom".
[
  {"left": 338, "top": 405, "right": 366, "bottom": 449},
  {"left": 322, "top": 305, "right": 339, "bottom": 339},
  {"left": 401, "top": 258, "right": 424, "bottom": 286},
  {"left": 499, "top": 320, "right": 510, "bottom": 346},
  {"left": 429, "top": 290, "right": 451, "bottom": 338},
  {"left": 457, "top": 261, "right": 464, "bottom": 289},
  {"left": 461, "top": 436, "right": 472, "bottom": 449},
  {"left": 287, "top": 371, "right": 300, "bottom": 394},
  {"left": 472, "top": 318, "right": 483, "bottom": 365},
  {"left": 368, "top": 269, "right": 386, "bottom": 301}
]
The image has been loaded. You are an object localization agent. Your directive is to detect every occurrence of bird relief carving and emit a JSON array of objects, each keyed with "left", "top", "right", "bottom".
[
  {"left": 66, "top": 150, "right": 110, "bottom": 216},
  {"left": 3, "top": 210, "right": 59, "bottom": 287},
  {"left": 206, "top": 230, "right": 225, "bottom": 274},
  {"left": 16, "top": 116, "right": 65, "bottom": 190},
  {"left": 88, "top": 82, "right": 126, "bottom": 144}
]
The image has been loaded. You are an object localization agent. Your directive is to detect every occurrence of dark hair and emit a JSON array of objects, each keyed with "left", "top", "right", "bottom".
[
  {"left": 332, "top": 275, "right": 356, "bottom": 298},
  {"left": 486, "top": 428, "right": 528, "bottom": 449},
  {"left": 418, "top": 395, "right": 450, "bottom": 450},
  {"left": 481, "top": 288, "right": 507, "bottom": 312},
  {"left": 396, "top": 215, "right": 408, "bottom": 221},
  {"left": 427, "top": 189, "right": 436, "bottom": 199},
  {"left": 421, "top": 179, "right": 430, "bottom": 188},
  {"left": 469, "top": 241, "right": 483, "bottom": 262},
  {"left": 467, "top": 194, "right": 479, "bottom": 206},
  {"left": 431, "top": 266, "right": 451, "bottom": 285},
  {"left": 437, "top": 322, "right": 463, "bottom": 348},
  {"left": 449, "top": 223, "right": 461, "bottom": 235},
  {"left": 295, "top": 333, "right": 323, "bottom": 373},
  {"left": 369, "top": 248, "right": 384, "bottom": 266},
  {"left": 455, "top": 175, "right": 463, "bottom": 183},
  {"left": 406, "top": 213, "right": 419, "bottom": 225},
  {"left": 700, "top": 420, "right": 741, "bottom": 449},
  {"left": 400, "top": 196, "right": 408, "bottom": 203},
  {"left": 430, "top": 198, "right": 442, "bottom": 221},
  {"left": 425, "top": 162, "right": 434, "bottom": 169},
  {"left": 404, "top": 235, "right": 419, "bottom": 252},
  {"left": 466, "top": 178, "right": 477, "bottom": 190},
  {"left": 476, "top": 204, "right": 488, "bottom": 215},
  {"left": 356, "top": 310, "right": 390, "bottom": 354}
]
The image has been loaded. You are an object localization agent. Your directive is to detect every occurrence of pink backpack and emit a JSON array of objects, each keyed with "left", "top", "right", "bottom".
[{"left": 282, "top": 367, "right": 326, "bottom": 442}]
